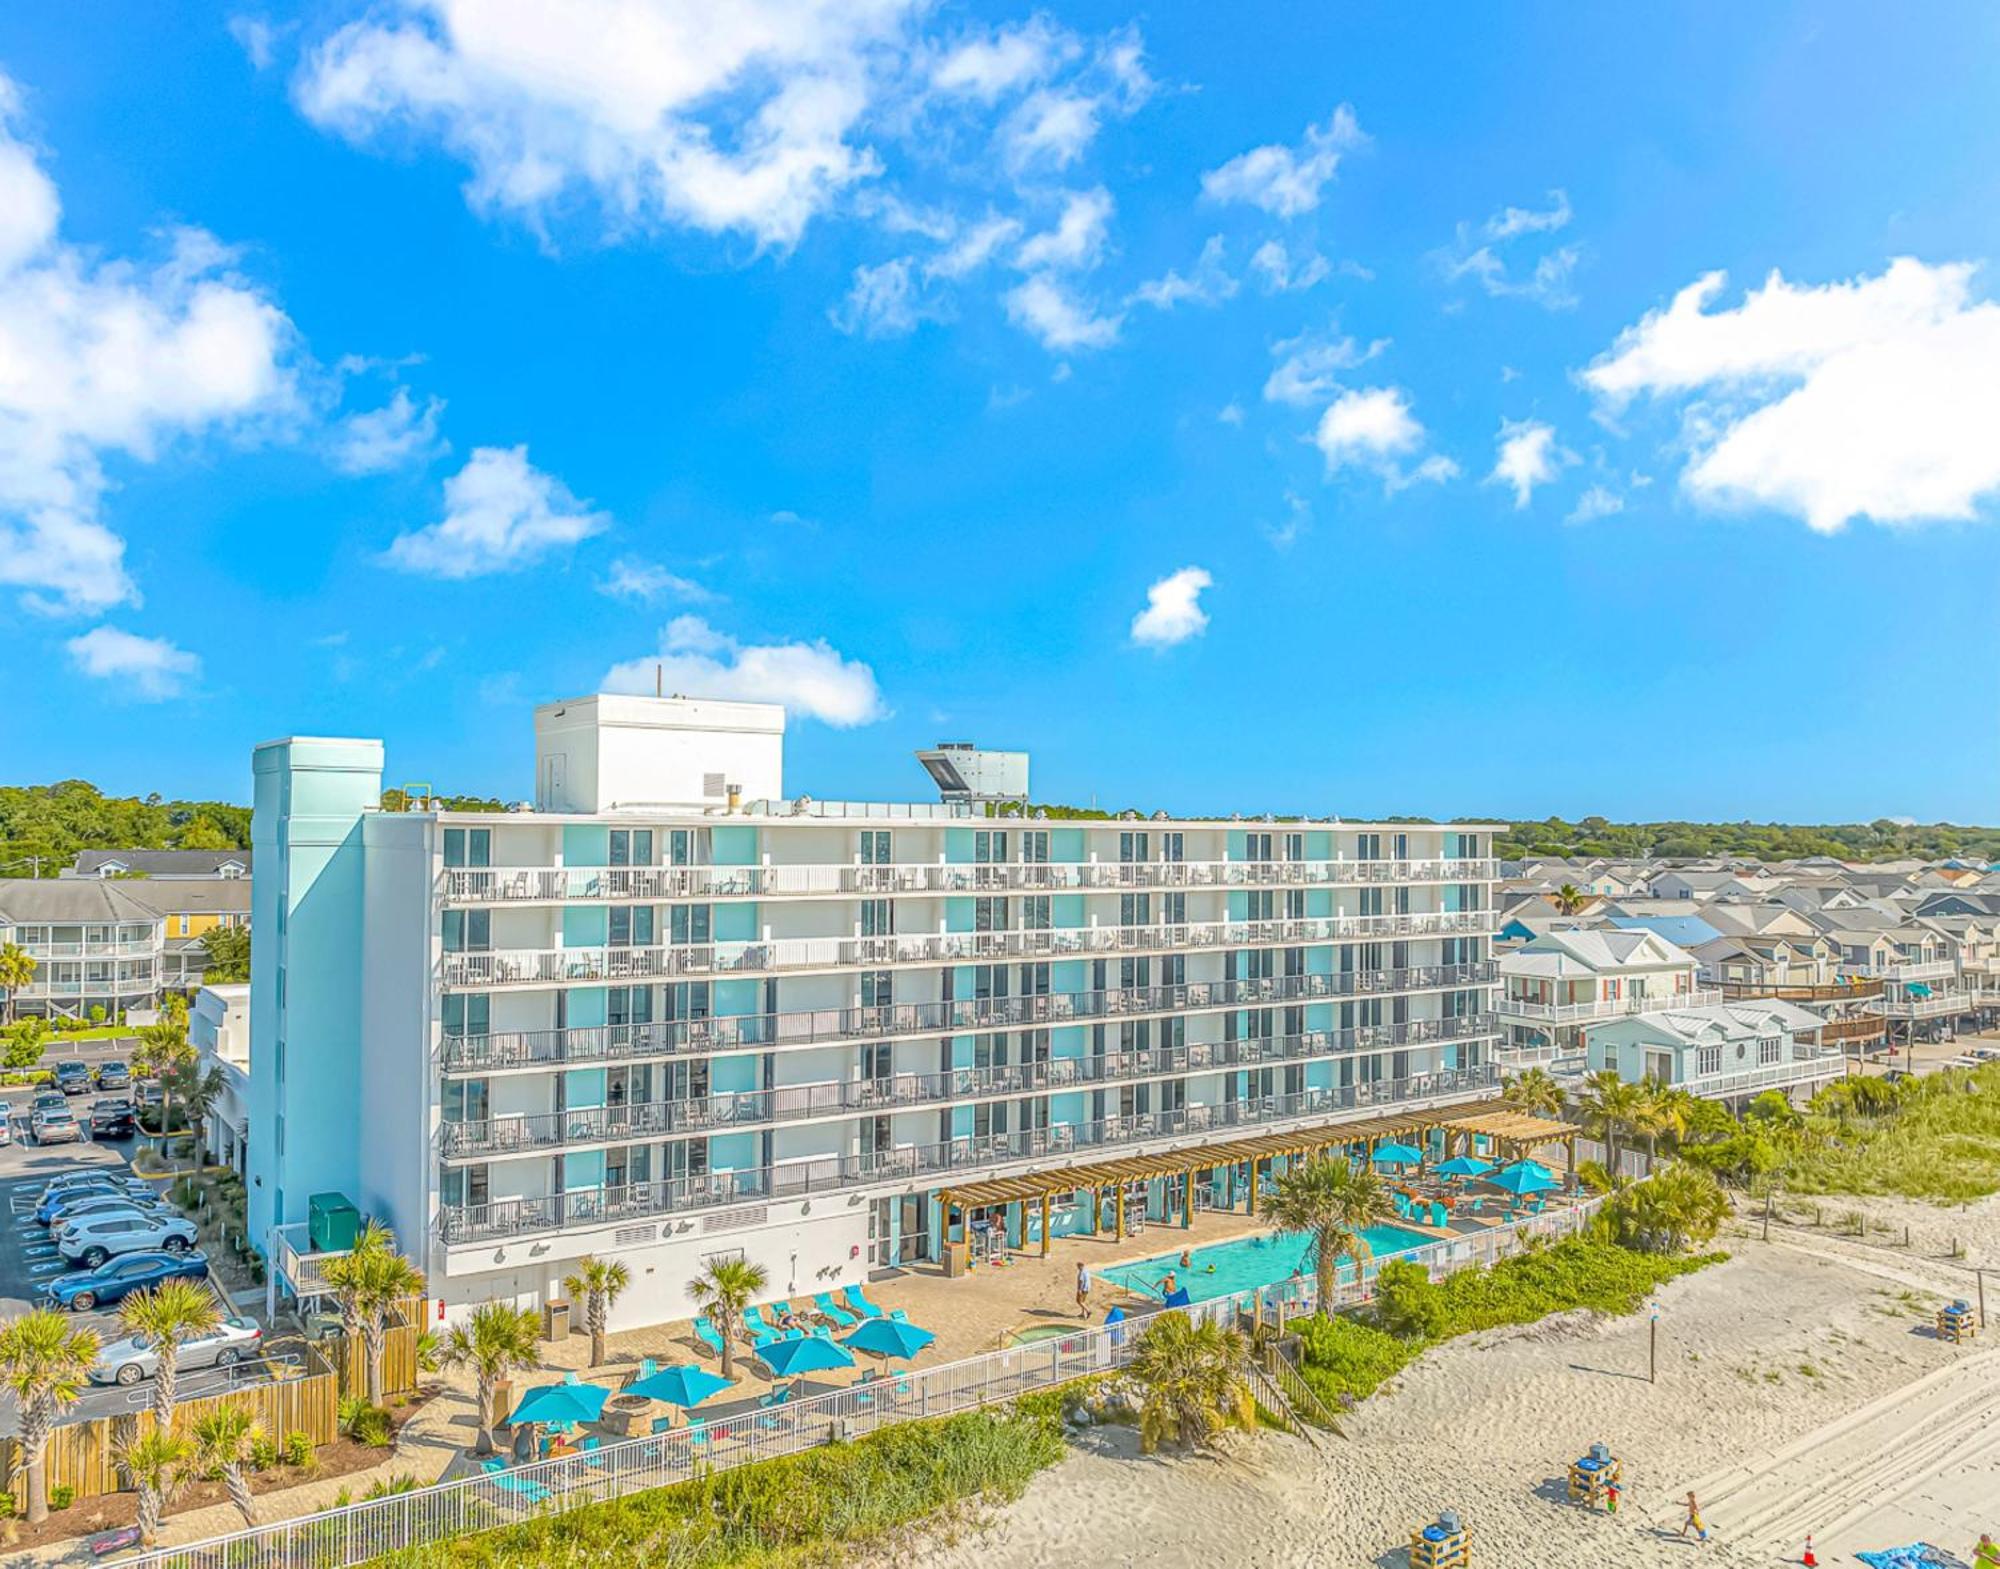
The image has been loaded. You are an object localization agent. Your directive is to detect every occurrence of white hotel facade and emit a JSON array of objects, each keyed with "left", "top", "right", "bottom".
[{"left": 250, "top": 695, "right": 1501, "bottom": 1329}]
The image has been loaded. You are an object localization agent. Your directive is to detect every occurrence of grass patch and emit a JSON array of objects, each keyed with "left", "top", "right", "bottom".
[
  {"left": 372, "top": 1399, "right": 1068, "bottom": 1567},
  {"left": 1783, "top": 1065, "right": 2000, "bottom": 1202}
]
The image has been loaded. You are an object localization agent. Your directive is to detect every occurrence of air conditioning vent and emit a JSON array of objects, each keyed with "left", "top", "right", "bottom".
[
  {"left": 611, "top": 1225, "right": 657, "bottom": 1248},
  {"left": 703, "top": 772, "right": 726, "bottom": 798},
  {"left": 702, "top": 1204, "right": 768, "bottom": 1233}
]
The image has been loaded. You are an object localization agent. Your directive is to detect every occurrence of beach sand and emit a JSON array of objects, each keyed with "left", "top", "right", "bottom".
[{"left": 905, "top": 1228, "right": 2000, "bottom": 1567}]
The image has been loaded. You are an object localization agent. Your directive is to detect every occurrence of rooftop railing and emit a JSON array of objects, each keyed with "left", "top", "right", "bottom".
[
  {"left": 436, "top": 1064, "right": 1500, "bottom": 1244},
  {"left": 438, "top": 857, "right": 1498, "bottom": 904},
  {"left": 438, "top": 960, "right": 1500, "bottom": 1072},
  {"left": 440, "top": 910, "right": 1497, "bottom": 989},
  {"left": 436, "top": 1015, "right": 1497, "bottom": 1158},
  {"left": 1494, "top": 986, "right": 1721, "bottom": 1024}
]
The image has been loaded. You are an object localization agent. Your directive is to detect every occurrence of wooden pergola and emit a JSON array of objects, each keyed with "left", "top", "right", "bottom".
[
  {"left": 1430, "top": 1107, "right": 1577, "bottom": 1168},
  {"left": 936, "top": 1104, "right": 1511, "bottom": 1258}
]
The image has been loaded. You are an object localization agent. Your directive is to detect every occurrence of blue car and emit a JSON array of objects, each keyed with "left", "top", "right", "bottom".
[
  {"left": 34, "top": 1180, "right": 153, "bottom": 1226},
  {"left": 42, "top": 1250, "right": 211, "bottom": 1314}
]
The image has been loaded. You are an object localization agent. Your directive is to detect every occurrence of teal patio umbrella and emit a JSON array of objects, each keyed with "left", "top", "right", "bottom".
[
  {"left": 761, "top": 1334, "right": 857, "bottom": 1379},
  {"left": 1435, "top": 1155, "right": 1493, "bottom": 1179},
  {"left": 1486, "top": 1165, "right": 1561, "bottom": 1196},
  {"left": 843, "top": 1316, "right": 936, "bottom": 1361},
  {"left": 508, "top": 1381, "right": 610, "bottom": 1427},
  {"left": 626, "top": 1364, "right": 734, "bottom": 1409},
  {"left": 1371, "top": 1142, "right": 1425, "bottom": 1167}
]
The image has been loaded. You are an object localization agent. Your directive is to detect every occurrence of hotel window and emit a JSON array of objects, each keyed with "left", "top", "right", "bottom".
[
  {"left": 608, "top": 986, "right": 653, "bottom": 1026},
  {"left": 608, "top": 829, "right": 653, "bottom": 867},
  {"left": 442, "top": 993, "right": 490, "bottom": 1037},
  {"left": 1118, "top": 832, "right": 1149, "bottom": 864},
  {"left": 665, "top": 981, "right": 710, "bottom": 1022},
  {"left": 1021, "top": 831, "right": 1050, "bottom": 863},
  {"left": 178, "top": 916, "right": 190, "bottom": 936},
  {"left": 1356, "top": 833, "right": 1382, "bottom": 861},
  {"left": 973, "top": 898, "right": 1008, "bottom": 933},
  {"left": 1119, "top": 893, "right": 1150, "bottom": 926},
  {"left": 608, "top": 906, "right": 656, "bottom": 946},
  {"left": 1391, "top": 832, "right": 1408, "bottom": 861},
  {"left": 1393, "top": 886, "right": 1411, "bottom": 916},
  {"left": 1244, "top": 832, "right": 1273, "bottom": 861},
  {"left": 1357, "top": 888, "right": 1384, "bottom": 918},
  {"left": 668, "top": 904, "right": 712, "bottom": 945},
  {"left": 441, "top": 909, "right": 490, "bottom": 952},
  {"left": 442, "top": 1078, "right": 489, "bottom": 1123},
  {"left": 1159, "top": 832, "right": 1184, "bottom": 863},
  {"left": 860, "top": 970, "right": 894, "bottom": 1008},
  {"left": 1283, "top": 832, "right": 1304, "bottom": 862},
  {"left": 860, "top": 899, "right": 894, "bottom": 937},
  {"left": 1245, "top": 889, "right": 1275, "bottom": 921},
  {"left": 1283, "top": 889, "right": 1306, "bottom": 921},
  {"left": 1161, "top": 892, "right": 1187, "bottom": 925},
  {"left": 1758, "top": 1036, "right": 1781, "bottom": 1065},
  {"left": 1698, "top": 1045, "right": 1722, "bottom": 1076},
  {"left": 441, "top": 1165, "right": 490, "bottom": 1210},
  {"left": 860, "top": 830, "right": 892, "bottom": 865},
  {"left": 667, "top": 829, "right": 701, "bottom": 867},
  {"left": 1021, "top": 896, "right": 1052, "bottom": 931},
  {"left": 974, "top": 831, "right": 1008, "bottom": 864},
  {"left": 443, "top": 828, "right": 491, "bottom": 869}
]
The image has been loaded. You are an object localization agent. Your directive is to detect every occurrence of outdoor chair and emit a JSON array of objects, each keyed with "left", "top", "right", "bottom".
[{"left": 843, "top": 1284, "right": 887, "bottom": 1317}]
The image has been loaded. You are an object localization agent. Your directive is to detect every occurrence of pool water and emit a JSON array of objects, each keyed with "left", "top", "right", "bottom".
[{"left": 1100, "top": 1224, "right": 1435, "bottom": 1303}]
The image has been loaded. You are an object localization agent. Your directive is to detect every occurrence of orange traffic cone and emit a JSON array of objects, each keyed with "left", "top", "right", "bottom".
[{"left": 1802, "top": 1536, "right": 1818, "bottom": 1567}]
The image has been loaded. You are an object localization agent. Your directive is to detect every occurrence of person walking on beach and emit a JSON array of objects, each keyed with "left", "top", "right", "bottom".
[
  {"left": 1075, "top": 1261, "right": 1091, "bottom": 1318},
  {"left": 1678, "top": 1491, "right": 1709, "bottom": 1545}
]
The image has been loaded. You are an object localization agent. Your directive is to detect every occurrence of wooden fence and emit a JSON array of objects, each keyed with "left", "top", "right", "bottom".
[
  {"left": 1, "top": 1348, "right": 339, "bottom": 1506},
  {"left": 328, "top": 1298, "right": 424, "bottom": 1403}
]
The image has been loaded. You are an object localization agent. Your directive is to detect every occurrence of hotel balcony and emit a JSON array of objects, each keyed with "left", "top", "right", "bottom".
[
  {"left": 439, "top": 910, "right": 1497, "bottom": 989},
  {"left": 438, "top": 960, "right": 1501, "bottom": 1073},
  {"left": 435, "top": 1063, "right": 1502, "bottom": 1245},
  {"left": 268, "top": 1221, "right": 348, "bottom": 1297},
  {"left": 1685, "top": 1049, "right": 1848, "bottom": 1100},
  {"left": 434, "top": 1014, "right": 1498, "bottom": 1159},
  {"left": 1867, "top": 987, "right": 1982, "bottom": 1020},
  {"left": 1875, "top": 959, "right": 1957, "bottom": 984},
  {"left": 1494, "top": 986, "right": 1722, "bottom": 1025},
  {"left": 437, "top": 858, "right": 1499, "bottom": 905}
]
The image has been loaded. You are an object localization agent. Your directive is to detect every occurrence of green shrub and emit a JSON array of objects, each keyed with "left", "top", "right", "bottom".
[
  {"left": 1294, "top": 1315, "right": 1412, "bottom": 1404},
  {"left": 1370, "top": 1260, "right": 1445, "bottom": 1340},
  {"left": 364, "top": 1475, "right": 419, "bottom": 1499},
  {"left": 0, "top": 1490, "right": 16, "bottom": 1518},
  {"left": 50, "top": 1484, "right": 74, "bottom": 1511},
  {"left": 283, "top": 1429, "right": 315, "bottom": 1468},
  {"left": 355, "top": 1409, "right": 395, "bottom": 1448},
  {"left": 248, "top": 1434, "right": 279, "bottom": 1471}
]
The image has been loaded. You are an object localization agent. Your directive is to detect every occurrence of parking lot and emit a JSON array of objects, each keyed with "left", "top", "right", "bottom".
[{"left": 0, "top": 1083, "right": 286, "bottom": 1434}]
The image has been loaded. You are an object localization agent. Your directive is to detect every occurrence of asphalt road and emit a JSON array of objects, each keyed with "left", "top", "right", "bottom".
[{"left": 0, "top": 1113, "right": 281, "bottom": 1434}]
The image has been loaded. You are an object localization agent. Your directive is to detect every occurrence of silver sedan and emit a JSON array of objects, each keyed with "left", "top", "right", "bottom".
[{"left": 89, "top": 1317, "right": 266, "bottom": 1387}]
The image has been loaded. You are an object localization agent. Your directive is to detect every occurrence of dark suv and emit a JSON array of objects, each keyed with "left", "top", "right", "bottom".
[
  {"left": 55, "top": 1061, "right": 93, "bottom": 1096},
  {"left": 96, "top": 1062, "right": 133, "bottom": 1092},
  {"left": 88, "top": 1099, "right": 138, "bottom": 1141}
]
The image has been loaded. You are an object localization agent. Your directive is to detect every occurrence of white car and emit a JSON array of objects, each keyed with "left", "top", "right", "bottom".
[
  {"left": 58, "top": 1211, "right": 198, "bottom": 1268},
  {"left": 90, "top": 1316, "right": 263, "bottom": 1387}
]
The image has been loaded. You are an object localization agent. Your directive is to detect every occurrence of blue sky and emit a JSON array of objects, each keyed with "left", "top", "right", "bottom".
[{"left": 3, "top": 2, "right": 1998, "bottom": 823}]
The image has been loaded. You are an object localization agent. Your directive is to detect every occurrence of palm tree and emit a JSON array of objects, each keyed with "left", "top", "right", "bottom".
[
  {"left": 1609, "top": 1163, "right": 1731, "bottom": 1254},
  {"left": 321, "top": 1220, "right": 427, "bottom": 1405},
  {"left": 0, "top": 941, "right": 36, "bottom": 1024},
  {"left": 562, "top": 1256, "right": 631, "bottom": 1368},
  {"left": 0, "top": 1311, "right": 101, "bottom": 1523},
  {"left": 1630, "top": 1079, "right": 1690, "bottom": 1163},
  {"left": 133, "top": 995, "right": 195, "bottom": 1163},
  {"left": 1575, "top": 1069, "right": 1644, "bottom": 1174},
  {"left": 689, "top": 1256, "right": 768, "bottom": 1379},
  {"left": 190, "top": 1400, "right": 266, "bottom": 1527},
  {"left": 439, "top": 1301, "right": 541, "bottom": 1456},
  {"left": 1550, "top": 883, "right": 1590, "bottom": 916},
  {"left": 117, "top": 1428, "right": 194, "bottom": 1547},
  {"left": 1128, "top": 1313, "right": 1252, "bottom": 1452},
  {"left": 171, "top": 1063, "right": 227, "bottom": 1172},
  {"left": 1502, "top": 1066, "right": 1566, "bottom": 1117},
  {"left": 1262, "top": 1157, "right": 1391, "bottom": 1314},
  {"left": 120, "top": 1279, "right": 223, "bottom": 1428}
]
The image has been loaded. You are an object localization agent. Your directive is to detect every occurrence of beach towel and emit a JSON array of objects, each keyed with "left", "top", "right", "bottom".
[{"left": 1856, "top": 1546, "right": 1969, "bottom": 1569}]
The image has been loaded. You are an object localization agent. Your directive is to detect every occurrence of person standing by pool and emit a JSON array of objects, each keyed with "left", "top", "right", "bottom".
[
  {"left": 1975, "top": 1534, "right": 1999, "bottom": 1568},
  {"left": 1075, "top": 1261, "right": 1092, "bottom": 1318}
]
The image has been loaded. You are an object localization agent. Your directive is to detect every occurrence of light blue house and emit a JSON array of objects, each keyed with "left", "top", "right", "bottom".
[{"left": 1584, "top": 999, "right": 1841, "bottom": 1102}]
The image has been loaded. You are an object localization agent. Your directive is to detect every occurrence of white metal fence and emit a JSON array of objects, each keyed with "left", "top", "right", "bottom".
[{"left": 130, "top": 1198, "right": 1611, "bottom": 1569}]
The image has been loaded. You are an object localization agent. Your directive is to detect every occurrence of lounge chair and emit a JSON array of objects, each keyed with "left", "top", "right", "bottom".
[
  {"left": 814, "top": 1291, "right": 859, "bottom": 1328},
  {"left": 480, "top": 1459, "right": 553, "bottom": 1504},
  {"left": 651, "top": 1414, "right": 675, "bottom": 1435},
  {"left": 756, "top": 1384, "right": 793, "bottom": 1430},
  {"left": 843, "top": 1283, "right": 887, "bottom": 1317},
  {"left": 889, "top": 1308, "right": 910, "bottom": 1323},
  {"left": 744, "top": 1305, "right": 779, "bottom": 1348},
  {"left": 693, "top": 1317, "right": 728, "bottom": 1358}
]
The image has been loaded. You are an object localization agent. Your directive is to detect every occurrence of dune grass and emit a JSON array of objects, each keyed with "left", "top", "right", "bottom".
[
  {"left": 1781, "top": 1064, "right": 2000, "bottom": 1203},
  {"left": 373, "top": 1396, "right": 1068, "bottom": 1568}
]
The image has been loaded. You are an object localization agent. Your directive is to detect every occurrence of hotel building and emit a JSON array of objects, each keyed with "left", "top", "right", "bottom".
[{"left": 250, "top": 695, "right": 1501, "bottom": 1328}]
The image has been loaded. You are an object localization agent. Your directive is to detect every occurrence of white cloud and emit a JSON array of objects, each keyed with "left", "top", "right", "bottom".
[
  {"left": 228, "top": 15, "right": 288, "bottom": 71},
  {"left": 1013, "top": 188, "right": 1112, "bottom": 272},
  {"left": 1262, "top": 328, "right": 1386, "bottom": 406},
  {"left": 331, "top": 386, "right": 446, "bottom": 473},
  {"left": 384, "top": 445, "right": 607, "bottom": 577},
  {"left": 1488, "top": 418, "right": 1574, "bottom": 508},
  {"left": 1200, "top": 106, "right": 1363, "bottom": 218},
  {"left": 0, "top": 76, "right": 301, "bottom": 616},
  {"left": 923, "top": 213, "right": 1021, "bottom": 281},
  {"left": 1566, "top": 485, "right": 1625, "bottom": 524},
  {"left": 64, "top": 625, "right": 200, "bottom": 700},
  {"left": 1217, "top": 401, "right": 1244, "bottom": 426},
  {"left": 1315, "top": 387, "right": 1457, "bottom": 491},
  {"left": 1584, "top": 257, "right": 2000, "bottom": 532},
  {"left": 931, "top": 18, "right": 1072, "bottom": 101},
  {"left": 602, "top": 614, "right": 884, "bottom": 725},
  {"left": 1436, "top": 191, "right": 1578, "bottom": 310},
  {"left": 1130, "top": 236, "right": 1236, "bottom": 310},
  {"left": 829, "top": 257, "right": 930, "bottom": 337},
  {"left": 1129, "top": 566, "right": 1211, "bottom": 648},
  {"left": 598, "top": 557, "right": 713, "bottom": 603},
  {"left": 1264, "top": 491, "right": 1310, "bottom": 550},
  {"left": 1250, "top": 239, "right": 1329, "bottom": 294},
  {"left": 1003, "top": 275, "right": 1121, "bottom": 352}
]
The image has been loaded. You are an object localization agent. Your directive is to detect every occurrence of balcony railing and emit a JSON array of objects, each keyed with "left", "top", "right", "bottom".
[
  {"left": 436, "top": 1014, "right": 1498, "bottom": 1157},
  {"left": 1686, "top": 1051, "right": 1847, "bottom": 1099},
  {"left": 269, "top": 1222, "right": 348, "bottom": 1296},
  {"left": 439, "top": 960, "right": 1500, "bottom": 1072},
  {"left": 1495, "top": 986, "right": 1721, "bottom": 1025},
  {"left": 1867, "top": 989, "right": 1984, "bottom": 1019},
  {"left": 15, "top": 938, "right": 162, "bottom": 959},
  {"left": 1878, "top": 959, "right": 1958, "bottom": 983},
  {"left": 438, "top": 858, "right": 1498, "bottom": 905},
  {"left": 436, "top": 1064, "right": 1502, "bottom": 1243},
  {"left": 441, "top": 911, "right": 1497, "bottom": 989}
]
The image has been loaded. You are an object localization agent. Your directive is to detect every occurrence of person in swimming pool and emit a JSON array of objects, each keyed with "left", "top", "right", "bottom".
[
  {"left": 1179, "top": 1249, "right": 1193, "bottom": 1269},
  {"left": 1161, "top": 1270, "right": 1178, "bottom": 1297}
]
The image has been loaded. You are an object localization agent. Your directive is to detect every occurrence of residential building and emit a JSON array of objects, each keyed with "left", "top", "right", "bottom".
[
  {"left": 67, "top": 849, "right": 250, "bottom": 880},
  {"left": 190, "top": 983, "right": 251, "bottom": 1177},
  {"left": 0, "top": 880, "right": 164, "bottom": 1020},
  {"left": 1494, "top": 928, "right": 1715, "bottom": 1069},
  {"left": 249, "top": 694, "right": 1502, "bottom": 1329},
  {"left": 1584, "top": 999, "right": 1844, "bottom": 1102},
  {"left": 140, "top": 878, "right": 252, "bottom": 990}
]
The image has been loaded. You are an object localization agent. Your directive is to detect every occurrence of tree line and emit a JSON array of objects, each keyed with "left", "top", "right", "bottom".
[
  {"left": 1493, "top": 815, "right": 2000, "bottom": 865},
  {"left": 0, "top": 782, "right": 249, "bottom": 877}
]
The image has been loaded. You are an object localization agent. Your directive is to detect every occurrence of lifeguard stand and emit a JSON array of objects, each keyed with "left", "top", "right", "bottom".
[
  {"left": 1410, "top": 1512, "right": 1470, "bottom": 1568},
  {"left": 1568, "top": 1445, "right": 1621, "bottom": 1506},
  {"left": 1936, "top": 1301, "right": 1979, "bottom": 1344}
]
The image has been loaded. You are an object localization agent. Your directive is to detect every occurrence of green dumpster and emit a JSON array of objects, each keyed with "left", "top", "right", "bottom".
[{"left": 309, "top": 1192, "right": 360, "bottom": 1253}]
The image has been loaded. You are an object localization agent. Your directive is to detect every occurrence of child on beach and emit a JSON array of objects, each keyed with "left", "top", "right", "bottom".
[
  {"left": 1603, "top": 1479, "right": 1619, "bottom": 1516},
  {"left": 1678, "top": 1492, "right": 1708, "bottom": 1545},
  {"left": 1075, "top": 1262, "right": 1091, "bottom": 1318}
]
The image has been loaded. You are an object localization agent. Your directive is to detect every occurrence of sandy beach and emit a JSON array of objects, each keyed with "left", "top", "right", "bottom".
[{"left": 908, "top": 1213, "right": 2000, "bottom": 1568}]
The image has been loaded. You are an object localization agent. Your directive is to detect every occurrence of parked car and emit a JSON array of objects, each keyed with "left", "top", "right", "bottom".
[
  {"left": 0, "top": 1116, "right": 10, "bottom": 1148},
  {"left": 32, "top": 1091, "right": 67, "bottom": 1116},
  {"left": 58, "top": 1211, "right": 197, "bottom": 1268},
  {"left": 43, "top": 1250, "right": 212, "bottom": 1314},
  {"left": 87, "top": 1099, "right": 138, "bottom": 1141},
  {"left": 31, "top": 1108, "right": 82, "bottom": 1145},
  {"left": 90, "top": 1315, "right": 262, "bottom": 1387},
  {"left": 95, "top": 1062, "right": 132, "bottom": 1092},
  {"left": 136, "top": 1082, "right": 165, "bottom": 1109},
  {"left": 55, "top": 1061, "right": 93, "bottom": 1096},
  {"left": 39, "top": 1171, "right": 153, "bottom": 1207},
  {"left": 48, "top": 1195, "right": 175, "bottom": 1239}
]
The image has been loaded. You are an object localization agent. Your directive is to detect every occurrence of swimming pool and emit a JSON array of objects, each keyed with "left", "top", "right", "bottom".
[{"left": 1100, "top": 1224, "right": 1435, "bottom": 1304}]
